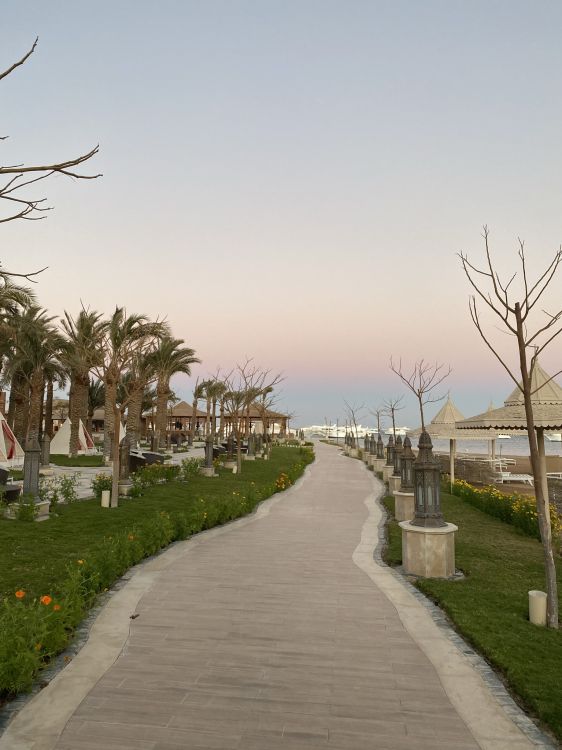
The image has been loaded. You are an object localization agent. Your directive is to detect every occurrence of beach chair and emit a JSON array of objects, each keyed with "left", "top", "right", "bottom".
[{"left": 495, "top": 471, "right": 534, "bottom": 486}]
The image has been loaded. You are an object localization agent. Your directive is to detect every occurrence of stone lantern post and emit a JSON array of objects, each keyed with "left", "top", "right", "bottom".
[
  {"left": 394, "top": 436, "right": 415, "bottom": 521},
  {"left": 23, "top": 438, "right": 50, "bottom": 521},
  {"left": 389, "top": 435, "right": 403, "bottom": 493},
  {"left": 382, "top": 434, "right": 395, "bottom": 482},
  {"left": 399, "top": 431, "right": 458, "bottom": 578}
]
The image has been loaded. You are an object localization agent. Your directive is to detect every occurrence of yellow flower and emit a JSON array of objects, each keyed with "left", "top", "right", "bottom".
[{"left": 77, "top": 559, "right": 85, "bottom": 565}]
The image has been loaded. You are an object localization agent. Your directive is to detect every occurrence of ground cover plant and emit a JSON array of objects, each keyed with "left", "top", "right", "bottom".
[
  {"left": 382, "top": 493, "right": 562, "bottom": 742},
  {"left": 0, "top": 446, "right": 313, "bottom": 698},
  {"left": 49, "top": 454, "right": 104, "bottom": 468}
]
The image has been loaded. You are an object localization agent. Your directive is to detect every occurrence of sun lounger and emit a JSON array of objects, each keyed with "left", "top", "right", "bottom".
[{"left": 495, "top": 471, "right": 534, "bottom": 486}]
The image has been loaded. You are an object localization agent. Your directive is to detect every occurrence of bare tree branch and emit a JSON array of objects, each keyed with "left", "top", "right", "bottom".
[{"left": 0, "top": 37, "right": 38, "bottom": 81}]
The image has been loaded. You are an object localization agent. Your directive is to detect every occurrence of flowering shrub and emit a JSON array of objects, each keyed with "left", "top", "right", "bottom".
[
  {"left": 451, "top": 479, "right": 562, "bottom": 541},
  {"left": 275, "top": 473, "right": 291, "bottom": 491},
  {"left": 91, "top": 473, "right": 112, "bottom": 500}
]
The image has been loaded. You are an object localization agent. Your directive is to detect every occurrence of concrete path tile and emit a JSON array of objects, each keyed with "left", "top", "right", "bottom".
[{"left": 1, "top": 443, "right": 545, "bottom": 750}]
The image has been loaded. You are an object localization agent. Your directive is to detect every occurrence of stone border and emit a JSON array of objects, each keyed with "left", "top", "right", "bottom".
[
  {"left": 0, "top": 462, "right": 313, "bottom": 750},
  {"left": 363, "top": 467, "right": 557, "bottom": 749}
]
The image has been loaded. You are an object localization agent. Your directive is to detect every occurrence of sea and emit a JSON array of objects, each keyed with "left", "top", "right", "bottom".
[{"left": 428, "top": 435, "right": 561, "bottom": 458}]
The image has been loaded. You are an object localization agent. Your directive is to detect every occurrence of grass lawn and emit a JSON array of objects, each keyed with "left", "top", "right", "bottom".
[
  {"left": 0, "top": 447, "right": 309, "bottom": 601},
  {"left": 382, "top": 493, "right": 562, "bottom": 742},
  {"left": 50, "top": 454, "right": 104, "bottom": 467}
]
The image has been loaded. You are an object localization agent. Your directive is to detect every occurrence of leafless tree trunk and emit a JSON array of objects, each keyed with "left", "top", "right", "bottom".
[{"left": 460, "top": 226, "right": 561, "bottom": 628}]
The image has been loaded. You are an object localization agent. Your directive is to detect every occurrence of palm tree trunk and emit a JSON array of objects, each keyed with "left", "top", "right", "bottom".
[
  {"left": 12, "top": 375, "right": 30, "bottom": 445},
  {"left": 211, "top": 398, "right": 217, "bottom": 443},
  {"left": 111, "top": 402, "right": 121, "bottom": 507},
  {"left": 127, "top": 387, "right": 143, "bottom": 448},
  {"left": 205, "top": 398, "right": 211, "bottom": 436},
  {"left": 26, "top": 368, "right": 44, "bottom": 445},
  {"left": 7, "top": 373, "right": 18, "bottom": 428},
  {"left": 103, "top": 377, "right": 117, "bottom": 460},
  {"left": 219, "top": 400, "right": 225, "bottom": 440},
  {"left": 189, "top": 399, "right": 197, "bottom": 445},
  {"left": 70, "top": 375, "right": 87, "bottom": 456},
  {"left": 44, "top": 378, "right": 54, "bottom": 438},
  {"left": 155, "top": 380, "right": 169, "bottom": 448}
]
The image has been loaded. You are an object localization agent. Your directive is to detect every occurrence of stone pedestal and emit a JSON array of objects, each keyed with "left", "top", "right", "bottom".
[
  {"left": 224, "top": 460, "right": 236, "bottom": 470},
  {"left": 349, "top": 449, "right": 358, "bottom": 458},
  {"left": 399, "top": 521, "right": 458, "bottom": 578},
  {"left": 373, "top": 458, "right": 385, "bottom": 472},
  {"left": 389, "top": 475, "right": 401, "bottom": 494},
  {"left": 119, "top": 480, "right": 133, "bottom": 496},
  {"left": 200, "top": 466, "right": 217, "bottom": 477},
  {"left": 245, "top": 455, "right": 256, "bottom": 461},
  {"left": 382, "top": 465, "right": 394, "bottom": 482},
  {"left": 394, "top": 491, "right": 415, "bottom": 522},
  {"left": 35, "top": 500, "right": 50, "bottom": 521}
]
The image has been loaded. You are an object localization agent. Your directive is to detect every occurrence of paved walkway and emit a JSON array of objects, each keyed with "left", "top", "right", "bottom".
[{"left": 2, "top": 443, "right": 542, "bottom": 750}]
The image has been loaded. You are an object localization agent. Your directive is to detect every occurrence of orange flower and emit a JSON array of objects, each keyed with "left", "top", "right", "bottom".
[
  {"left": 40, "top": 595, "right": 52, "bottom": 606},
  {"left": 15, "top": 590, "right": 25, "bottom": 599},
  {"left": 53, "top": 604, "right": 61, "bottom": 612}
]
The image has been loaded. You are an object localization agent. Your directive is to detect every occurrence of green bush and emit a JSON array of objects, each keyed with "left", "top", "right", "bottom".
[{"left": 91, "top": 473, "right": 112, "bottom": 500}]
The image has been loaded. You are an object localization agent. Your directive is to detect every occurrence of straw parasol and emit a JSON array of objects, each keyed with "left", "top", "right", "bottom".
[
  {"left": 409, "top": 396, "right": 500, "bottom": 484},
  {"left": 457, "top": 361, "right": 562, "bottom": 498}
]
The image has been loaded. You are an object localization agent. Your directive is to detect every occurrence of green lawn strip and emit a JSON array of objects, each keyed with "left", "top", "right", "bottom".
[
  {"left": 49, "top": 454, "right": 104, "bottom": 467},
  {"left": 382, "top": 492, "right": 562, "bottom": 742}
]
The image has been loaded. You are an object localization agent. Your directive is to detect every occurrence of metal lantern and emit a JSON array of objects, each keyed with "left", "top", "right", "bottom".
[
  {"left": 364, "top": 434, "right": 369, "bottom": 453},
  {"left": 385, "top": 434, "right": 395, "bottom": 466},
  {"left": 412, "top": 430, "right": 446, "bottom": 528},
  {"left": 376, "top": 433, "right": 384, "bottom": 459},
  {"left": 400, "top": 436, "right": 415, "bottom": 491},
  {"left": 392, "top": 435, "right": 403, "bottom": 477},
  {"left": 369, "top": 434, "right": 376, "bottom": 455}
]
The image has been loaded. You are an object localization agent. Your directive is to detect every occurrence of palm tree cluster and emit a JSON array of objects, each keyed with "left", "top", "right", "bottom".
[{"left": 1, "top": 286, "right": 200, "bottom": 465}]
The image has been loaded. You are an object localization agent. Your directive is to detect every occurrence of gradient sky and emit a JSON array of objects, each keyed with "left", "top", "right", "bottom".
[{"left": 3, "top": 1, "right": 562, "bottom": 428}]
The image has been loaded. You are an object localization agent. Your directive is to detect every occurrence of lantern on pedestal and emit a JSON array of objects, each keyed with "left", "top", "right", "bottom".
[
  {"left": 376, "top": 434, "right": 384, "bottom": 459},
  {"left": 412, "top": 430, "right": 446, "bottom": 528},
  {"left": 400, "top": 436, "right": 415, "bottom": 491},
  {"left": 392, "top": 435, "right": 403, "bottom": 477},
  {"left": 385, "top": 434, "right": 395, "bottom": 466}
]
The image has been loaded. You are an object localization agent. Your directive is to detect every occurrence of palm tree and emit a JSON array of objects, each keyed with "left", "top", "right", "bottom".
[
  {"left": 150, "top": 337, "right": 200, "bottom": 448},
  {"left": 98, "top": 308, "right": 165, "bottom": 459},
  {"left": 60, "top": 310, "right": 107, "bottom": 456},
  {"left": 5, "top": 306, "right": 65, "bottom": 445}
]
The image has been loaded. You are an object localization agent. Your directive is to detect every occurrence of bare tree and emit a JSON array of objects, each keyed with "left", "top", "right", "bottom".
[
  {"left": 222, "top": 360, "right": 282, "bottom": 472},
  {"left": 459, "top": 226, "right": 561, "bottom": 629},
  {"left": 369, "top": 406, "right": 385, "bottom": 435},
  {"left": 390, "top": 357, "right": 451, "bottom": 431},
  {"left": 1, "top": 38, "right": 100, "bottom": 225},
  {"left": 383, "top": 395, "right": 404, "bottom": 439},
  {"left": 343, "top": 400, "right": 364, "bottom": 453}
]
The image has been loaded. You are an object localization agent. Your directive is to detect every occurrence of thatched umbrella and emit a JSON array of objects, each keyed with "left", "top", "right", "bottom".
[
  {"left": 456, "top": 362, "right": 562, "bottom": 499},
  {"left": 409, "top": 396, "right": 500, "bottom": 484}
]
